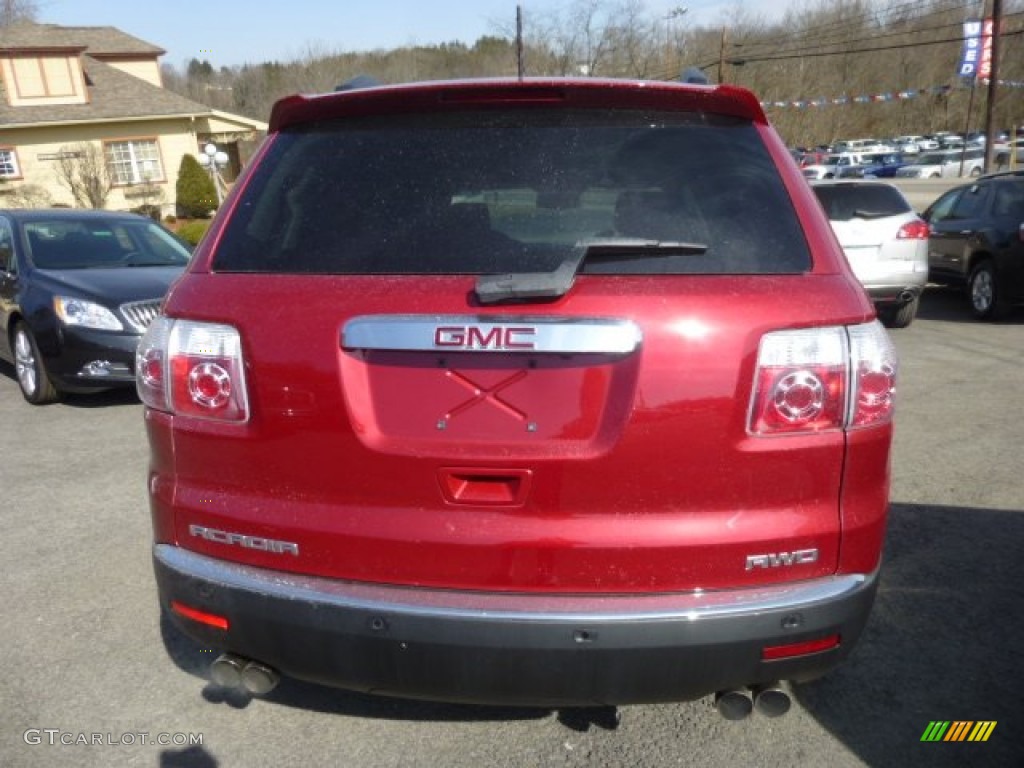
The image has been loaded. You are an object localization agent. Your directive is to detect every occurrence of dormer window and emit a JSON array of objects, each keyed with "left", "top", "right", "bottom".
[
  {"left": 10, "top": 55, "right": 78, "bottom": 97},
  {"left": 1, "top": 51, "right": 87, "bottom": 106}
]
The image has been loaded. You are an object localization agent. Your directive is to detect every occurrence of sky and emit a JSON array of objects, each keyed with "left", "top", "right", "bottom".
[{"left": 40, "top": 0, "right": 784, "bottom": 70}]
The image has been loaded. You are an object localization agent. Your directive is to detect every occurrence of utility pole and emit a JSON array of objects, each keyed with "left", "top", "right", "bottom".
[
  {"left": 717, "top": 27, "right": 728, "bottom": 83},
  {"left": 516, "top": 5, "right": 524, "bottom": 80},
  {"left": 983, "top": 0, "right": 1002, "bottom": 172}
]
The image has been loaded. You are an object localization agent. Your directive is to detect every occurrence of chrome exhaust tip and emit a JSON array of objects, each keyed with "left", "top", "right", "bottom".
[
  {"left": 715, "top": 689, "right": 753, "bottom": 720},
  {"left": 752, "top": 683, "right": 792, "bottom": 718},
  {"left": 240, "top": 661, "right": 280, "bottom": 695},
  {"left": 210, "top": 653, "right": 280, "bottom": 695},
  {"left": 210, "top": 653, "right": 247, "bottom": 688}
]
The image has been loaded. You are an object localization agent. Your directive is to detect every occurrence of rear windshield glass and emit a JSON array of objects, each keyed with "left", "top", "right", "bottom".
[
  {"left": 813, "top": 184, "right": 911, "bottom": 221},
  {"left": 213, "top": 109, "right": 810, "bottom": 275}
]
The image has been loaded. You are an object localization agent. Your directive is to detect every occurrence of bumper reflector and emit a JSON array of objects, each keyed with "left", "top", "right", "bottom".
[
  {"left": 171, "top": 600, "right": 229, "bottom": 630},
  {"left": 762, "top": 633, "right": 840, "bottom": 660}
]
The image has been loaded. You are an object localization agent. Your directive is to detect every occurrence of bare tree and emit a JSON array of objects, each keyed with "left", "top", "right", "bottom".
[
  {"left": 3, "top": 183, "right": 52, "bottom": 208},
  {"left": 54, "top": 144, "right": 113, "bottom": 209},
  {"left": 0, "top": 0, "right": 38, "bottom": 26},
  {"left": 159, "top": 0, "right": 1024, "bottom": 148}
]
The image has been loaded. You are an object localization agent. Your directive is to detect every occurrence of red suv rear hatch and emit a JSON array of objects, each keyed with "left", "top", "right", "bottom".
[{"left": 140, "top": 80, "right": 890, "bottom": 596}]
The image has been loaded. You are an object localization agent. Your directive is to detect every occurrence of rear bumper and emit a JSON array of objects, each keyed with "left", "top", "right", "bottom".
[
  {"left": 155, "top": 545, "right": 880, "bottom": 707},
  {"left": 862, "top": 274, "right": 927, "bottom": 305}
]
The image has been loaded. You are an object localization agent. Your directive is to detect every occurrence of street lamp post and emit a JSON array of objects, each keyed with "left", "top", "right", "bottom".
[{"left": 197, "top": 142, "right": 229, "bottom": 207}]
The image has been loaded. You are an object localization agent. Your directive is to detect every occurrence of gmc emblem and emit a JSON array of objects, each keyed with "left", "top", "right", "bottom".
[{"left": 434, "top": 325, "right": 536, "bottom": 350}]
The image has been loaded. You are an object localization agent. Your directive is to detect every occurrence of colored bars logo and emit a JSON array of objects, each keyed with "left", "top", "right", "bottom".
[{"left": 921, "top": 721, "right": 997, "bottom": 742}]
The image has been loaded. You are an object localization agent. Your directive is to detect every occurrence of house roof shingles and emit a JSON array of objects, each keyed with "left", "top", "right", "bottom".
[
  {"left": 0, "top": 22, "right": 247, "bottom": 129},
  {"left": 0, "top": 22, "right": 164, "bottom": 56}
]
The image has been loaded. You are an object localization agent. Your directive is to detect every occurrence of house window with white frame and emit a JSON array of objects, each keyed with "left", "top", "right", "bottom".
[
  {"left": 0, "top": 148, "right": 20, "bottom": 178},
  {"left": 105, "top": 139, "right": 164, "bottom": 185}
]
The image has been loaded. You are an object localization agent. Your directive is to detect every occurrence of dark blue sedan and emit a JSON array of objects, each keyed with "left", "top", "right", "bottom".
[
  {"left": 838, "top": 153, "right": 912, "bottom": 179},
  {"left": 0, "top": 209, "right": 190, "bottom": 404}
]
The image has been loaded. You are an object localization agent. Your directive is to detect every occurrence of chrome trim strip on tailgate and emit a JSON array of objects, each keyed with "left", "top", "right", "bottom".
[
  {"left": 156, "top": 545, "right": 874, "bottom": 623},
  {"left": 342, "top": 315, "right": 642, "bottom": 354}
]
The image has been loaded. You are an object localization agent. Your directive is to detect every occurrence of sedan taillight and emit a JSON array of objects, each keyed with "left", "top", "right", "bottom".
[
  {"left": 137, "top": 317, "right": 249, "bottom": 422},
  {"left": 749, "top": 321, "right": 897, "bottom": 436},
  {"left": 896, "top": 219, "right": 930, "bottom": 240}
]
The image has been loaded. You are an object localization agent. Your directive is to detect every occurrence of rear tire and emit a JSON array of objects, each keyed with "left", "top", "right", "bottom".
[
  {"left": 879, "top": 296, "right": 919, "bottom": 329},
  {"left": 968, "top": 260, "right": 1010, "bottom": 320},
  {"left": 13, "top": 323, "right": 60, "bottom": 404}
]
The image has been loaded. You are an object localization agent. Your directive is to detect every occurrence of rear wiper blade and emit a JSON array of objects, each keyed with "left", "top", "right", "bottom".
[
  {"left": 475, "top": 238, "right": 708, "bottom": 305},
  {"left": 851, "top": 209, "right": 893, "bottom": 220}
]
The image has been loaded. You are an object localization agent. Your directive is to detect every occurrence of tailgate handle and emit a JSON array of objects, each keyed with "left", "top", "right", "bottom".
[{"left": 438, "top": 468, "right": 532, "bottom": 507}]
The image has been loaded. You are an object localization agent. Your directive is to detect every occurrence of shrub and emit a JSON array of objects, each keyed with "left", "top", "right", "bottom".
[
  {"left": 176, "top": 154, "right": 217, "bottom": 218},
  {"left": 1, "top": 183, "right": 53, "bottom": 208},
  {"left": 131, "top": 204, "right": 163, "bottom": 221},
  {"left": 176, "top": 219, "right": 212, "bottom": 246}
]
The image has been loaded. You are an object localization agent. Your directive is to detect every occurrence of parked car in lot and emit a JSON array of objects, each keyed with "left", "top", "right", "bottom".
[
  {"left": 998, "top": 137, "right": 1024, "bottom": 166},
  {"left": 801, "top": 152, "right": 868, "bottom": 179},
  {"left": 140, "top": 77, "right": 898, "bottom": 716},
  {"left": 0, "top": 209, "right": 190, "bottom": 404},
  {"left": 891, "top": 135, "right": 928, "bottom": 153},
  {"left": 832, "top": 138, "right": 895, "bottom": 154},
  {"left": 894, "top": 148, "right": 985, "bottom": 178},
  {"left": 894, "top": 152, "right": 948, "bottom": 178},
  {"left": 837, "top": 152, "right": 911, "bottom": 179},
  {"left": 921, "top": 170, "right": 1024, "bottom": 319},
  {"left": 812, "top": 180, "right": 929, "bottom": 327}
]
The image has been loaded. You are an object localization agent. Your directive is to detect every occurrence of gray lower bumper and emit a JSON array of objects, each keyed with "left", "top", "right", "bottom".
[{"left": 155, "top": 545, "right": 880, "bottom": 706}]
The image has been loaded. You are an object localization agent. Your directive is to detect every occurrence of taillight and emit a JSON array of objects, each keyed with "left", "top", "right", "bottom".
[
  {"left": 896, "top": 218, "right": 929, "bottom": 240},
  {"left": 847, "top": 321, "right": 898, "bottom": 428},
  {"left": 137, "top": 317, "right": 249, "bottom": 422},
  {"left": 749, "top": 321, "right": 897, "bottom": 436}
]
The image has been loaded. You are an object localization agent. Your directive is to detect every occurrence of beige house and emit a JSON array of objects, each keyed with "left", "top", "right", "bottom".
[{"left": 0, "top": 23, "right": 267, "bottom": 215}]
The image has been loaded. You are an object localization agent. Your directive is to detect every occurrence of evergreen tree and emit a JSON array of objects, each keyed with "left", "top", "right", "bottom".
[{"left": 175, "top": 154, "right": 217, "bottom": 218}]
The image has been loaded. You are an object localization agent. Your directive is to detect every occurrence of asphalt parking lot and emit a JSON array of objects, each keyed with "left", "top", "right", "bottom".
[{"left": 1, "top": 286, "right": 1021, "bottom": 768}]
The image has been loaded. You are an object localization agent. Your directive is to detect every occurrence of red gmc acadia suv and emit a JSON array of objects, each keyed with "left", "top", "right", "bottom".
[{"left": 137, "top": 77, "right": 897, "bottom": 718}]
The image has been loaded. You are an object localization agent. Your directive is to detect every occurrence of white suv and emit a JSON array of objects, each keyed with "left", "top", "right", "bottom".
[
  {"left": 894, "top": 148, "right": 985, "bottom": 179},
  {"left": 812, "top": 180, "right": 929, "bottom": 327}
]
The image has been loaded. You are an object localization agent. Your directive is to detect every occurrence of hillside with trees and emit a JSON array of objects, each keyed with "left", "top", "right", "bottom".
[{"left": 165, "top": 1, "right": 1024, "bottom": 147}]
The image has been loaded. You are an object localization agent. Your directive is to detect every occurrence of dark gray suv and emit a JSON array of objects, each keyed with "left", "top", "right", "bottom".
[{"left": 922, "top": 171, "right": 1024, "bottom": 319}]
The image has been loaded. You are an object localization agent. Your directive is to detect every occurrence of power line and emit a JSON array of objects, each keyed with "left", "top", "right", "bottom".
[
  {"left": 647, "top": 1, "right": 1000, "bottom": 82},
  {"left": 733, "top": 0, "right": 980, "bottom": 51},
  {"left": 720, "top": 25, "right": 1023, "bottom": 66},
  {"left": 732, "top": 10, "right": 1024, "bottom": 62}
]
